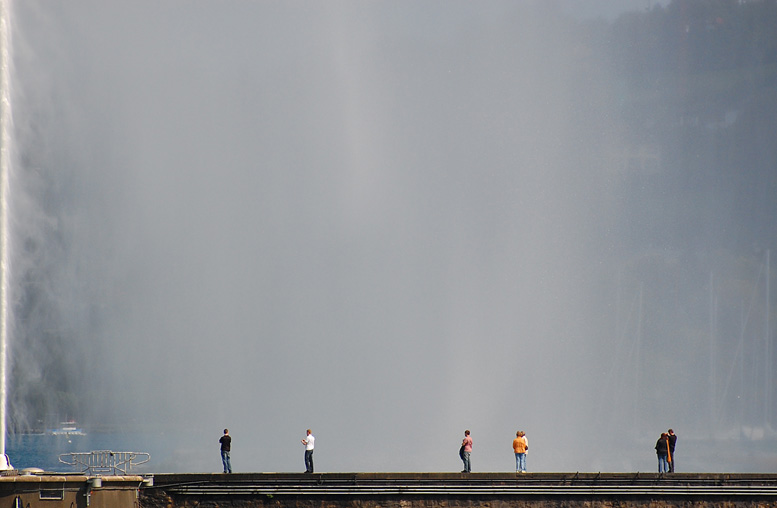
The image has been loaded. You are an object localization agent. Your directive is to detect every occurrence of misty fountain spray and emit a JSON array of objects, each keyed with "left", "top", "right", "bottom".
[{"left": 0, "top": 0, "right": 12, "bottom": 462}]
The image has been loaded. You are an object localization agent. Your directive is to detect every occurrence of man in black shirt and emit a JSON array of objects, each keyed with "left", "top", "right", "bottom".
[
  {"left": 219, "top": 429, "right": 232, "bottom": 473},
  {"left": 667, "top": 429, "right": 677, "bottom": 472}
]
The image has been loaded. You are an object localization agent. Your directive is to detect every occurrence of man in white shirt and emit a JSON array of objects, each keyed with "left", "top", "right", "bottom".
[{"left": 301, "top": 429, "right": 315, "bottom": 473}]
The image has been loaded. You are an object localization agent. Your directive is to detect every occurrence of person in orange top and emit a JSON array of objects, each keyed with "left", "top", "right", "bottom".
[{"left": 512, "top": 431, "right": 528, "bottom": 472}]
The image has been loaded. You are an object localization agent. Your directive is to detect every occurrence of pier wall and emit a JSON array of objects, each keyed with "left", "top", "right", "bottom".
[
  {"left": 139, "top": 473, "right": 777, "bottom": 508},
  {"left": 4, "top": 472, "right": 777, "bottom": 508}
]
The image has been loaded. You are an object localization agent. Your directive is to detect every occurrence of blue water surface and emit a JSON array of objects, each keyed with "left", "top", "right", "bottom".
[{"left": 5, "top": 432, "right": 181, "bottom": 473}]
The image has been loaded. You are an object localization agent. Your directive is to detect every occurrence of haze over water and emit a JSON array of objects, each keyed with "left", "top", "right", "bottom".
[{"left": 4, "top": 0, "right": 776, "bottom": 474}]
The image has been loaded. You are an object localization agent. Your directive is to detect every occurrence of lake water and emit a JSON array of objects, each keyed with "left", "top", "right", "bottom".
[{"left": 5, "top": 430, "right": 211, "bottom": 473}]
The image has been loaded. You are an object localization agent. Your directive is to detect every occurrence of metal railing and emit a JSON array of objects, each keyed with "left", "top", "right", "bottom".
[{"left": 58, "top": 450, "right": 150, "bottom": 475}]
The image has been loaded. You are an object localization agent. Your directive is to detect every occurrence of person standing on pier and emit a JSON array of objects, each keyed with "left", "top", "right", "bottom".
[
  {"left": 655, "top": 432, "right": 670, "bottom": 473},
  {"left": 513, "top": 431, "right": 528, "bottom": 473},
  {"left": 460, "top": 430, "right": 473, "bottom": 473},
  {"left": 219, "top": 429, "right": 232, "bottom": 473},
  {"left": 667, "top": 429, "right": 677, "bottom": 472},
  {"left": 521, "top": 431, "right": 529, "bottom": 466},
  {"left": 302, "top": 429, "right": 315, "bottom": 473}
]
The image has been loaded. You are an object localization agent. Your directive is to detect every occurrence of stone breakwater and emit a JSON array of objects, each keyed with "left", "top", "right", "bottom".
[{"left": 139, "top": 473, "right": 777, "bottom": 508}]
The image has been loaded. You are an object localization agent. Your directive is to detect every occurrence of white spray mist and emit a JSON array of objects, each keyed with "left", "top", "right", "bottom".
[{"left": 0, "top": 0, "right": 13, "bottom": 460}]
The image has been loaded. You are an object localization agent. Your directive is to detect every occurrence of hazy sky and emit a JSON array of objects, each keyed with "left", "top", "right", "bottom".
[
  {"left": 5, "top": 0, "right": 767, "bottom": 475},
  {"left": 559, "top": 0, "right": 665, "bottom": 19}
]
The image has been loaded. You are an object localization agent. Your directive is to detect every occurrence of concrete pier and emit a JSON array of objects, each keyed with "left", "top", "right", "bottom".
[
  {"left": 4, "top": 472, "right": 777, "bottom": 508},
  {"left": 140, "top": 473, "right": 777, "bottom": 508}
]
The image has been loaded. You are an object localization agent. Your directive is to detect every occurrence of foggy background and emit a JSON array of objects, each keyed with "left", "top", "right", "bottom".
[{"left": 5, "top": 0, "right": 776, "bottom": 473}]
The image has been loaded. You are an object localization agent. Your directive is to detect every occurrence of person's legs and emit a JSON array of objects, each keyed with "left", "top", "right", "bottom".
[
  {"left": 515, "top": 452, "right": 520, "bottom": 472},
  {"left": 463, "top": 451, "right": 471, "bottom": 472},
  {"left": 669, "top": 455, "right": 675, "bottom": 472},
  {"left": 305, "top": 449, "right": 314, "bottom": 473},
  {"left": 658, "top": 455, "right": 668, "bottom": 473},
  {"left": 221, "top": 450, "right": 231, "bottom": 473},
  {"left": 519, "top": 453, "right": 527, "bottom": 472}
]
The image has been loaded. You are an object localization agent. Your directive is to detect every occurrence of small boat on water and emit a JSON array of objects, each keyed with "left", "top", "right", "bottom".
[{"left": 48, "top": 421, "right": 86, "bottom": 436}]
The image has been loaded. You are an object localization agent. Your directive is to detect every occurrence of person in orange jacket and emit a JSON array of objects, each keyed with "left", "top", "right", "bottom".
[{"left": 513, "top": 430, "right": 528, "bottom": 472}]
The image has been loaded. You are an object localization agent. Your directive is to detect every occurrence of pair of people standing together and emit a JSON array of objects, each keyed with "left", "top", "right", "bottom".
[
  {"left": 654, "top": 429, "right": 677, "bottom": 473},
  {"left": 512, "top": 430, "right": 528, "bottom": 472},
  {"left": 219, "top": 428, "right": 316, "bottom": 474}
]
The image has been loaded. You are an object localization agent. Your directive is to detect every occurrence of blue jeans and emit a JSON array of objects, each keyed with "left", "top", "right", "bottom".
[
  {"left": 221, "top": 450, "right": 232, "bottom": 473},
  {"left": 305, "top": 449, "right": 314, "bottom": 473},
  {"left": 657, "top": 454, "right": 669, "bottom": 473},
  {"left": 461, "top": 451, "right": 471, "bottom": 472},
  {"left": 515, "top": 453, "right": 526, "bottom": 471}
]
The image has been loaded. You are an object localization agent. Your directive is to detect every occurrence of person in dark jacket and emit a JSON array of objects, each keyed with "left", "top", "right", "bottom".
[
  {"left": 667, "top": 429, "right": 677, "bottom": 472},
  {"left": 219, "top": 429, "right": 232, "bottom": 473},
  {"left": 655, "top": 432, "right": 670, "bottom": 473}
]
